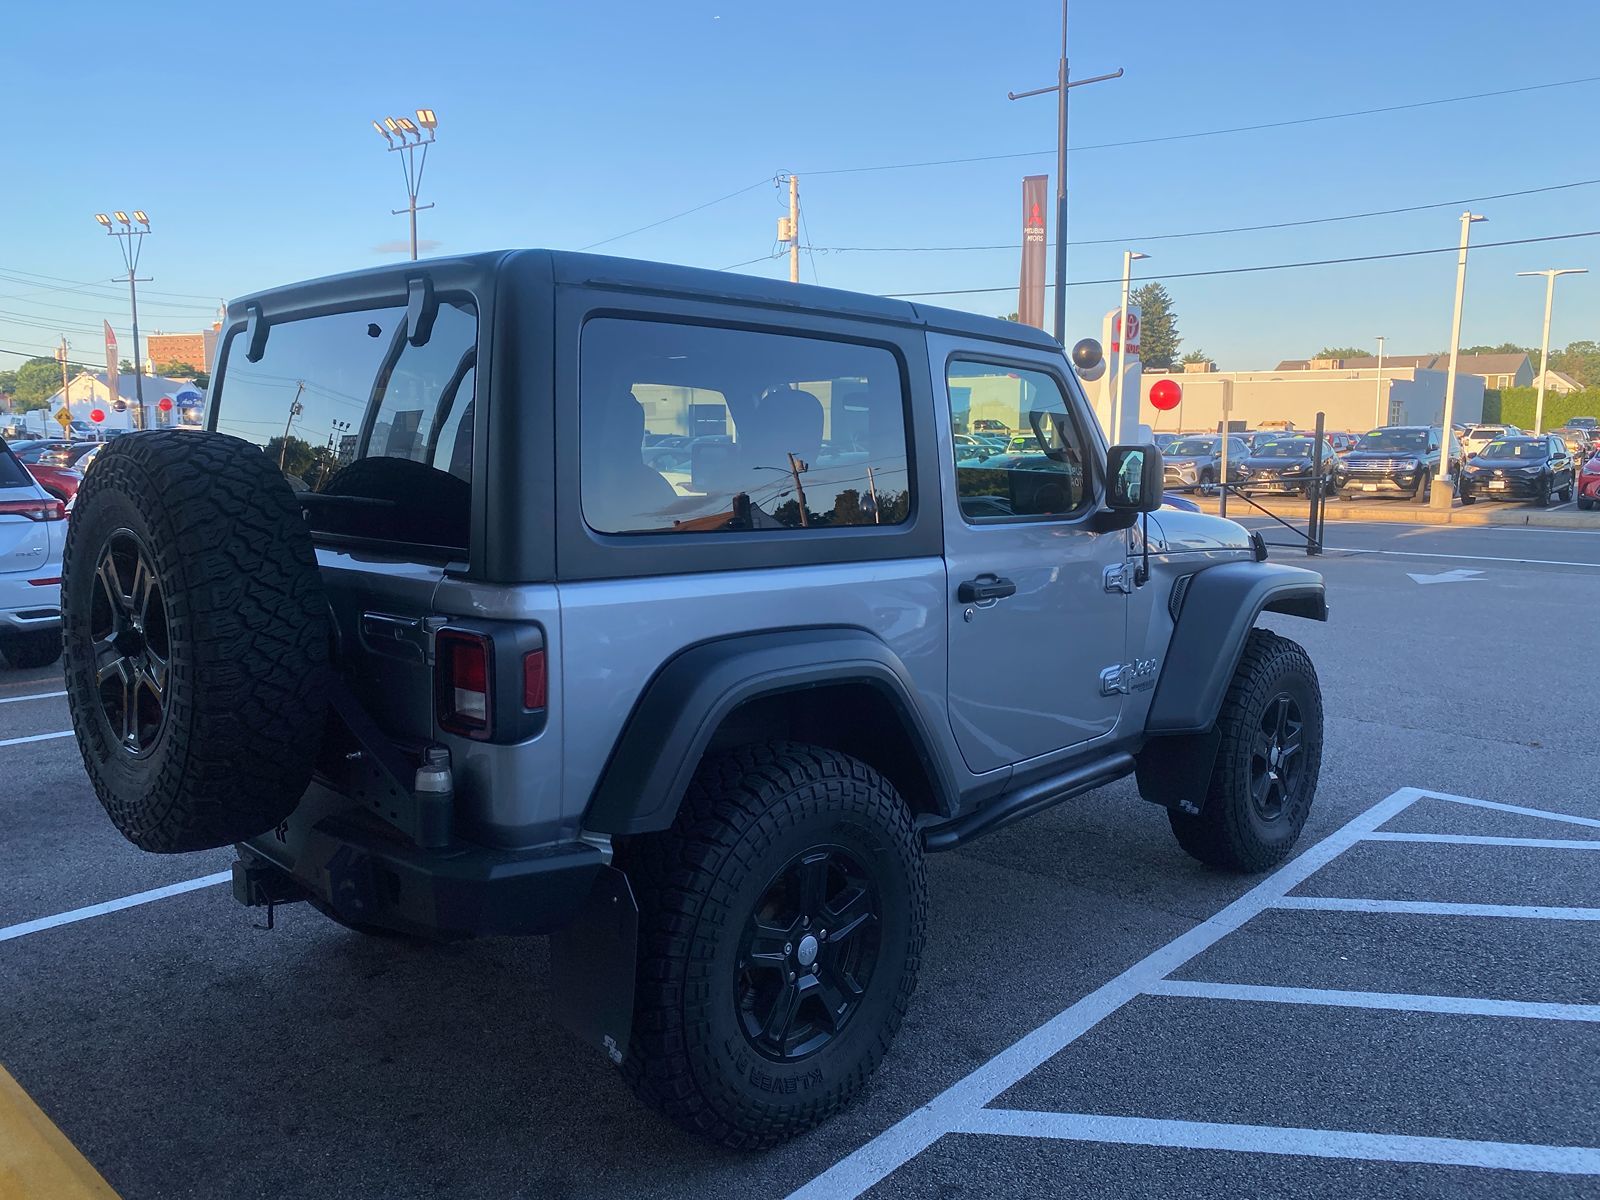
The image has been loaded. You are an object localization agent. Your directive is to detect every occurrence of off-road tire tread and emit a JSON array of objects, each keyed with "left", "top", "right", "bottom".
[
  {"left": 1168, "top": 628, "right": 1322, "bottom": 873},
  {"left": 617, "top": 741, "right": 926, "bottom": 1149},
  {"left": 62, "top": 431, "right": 329, "bottom": 852}
]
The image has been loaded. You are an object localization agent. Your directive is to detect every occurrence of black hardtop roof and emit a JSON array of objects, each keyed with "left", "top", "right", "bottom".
[{"left": 228, "top": 248, "right": 1061, "bottom": 353}]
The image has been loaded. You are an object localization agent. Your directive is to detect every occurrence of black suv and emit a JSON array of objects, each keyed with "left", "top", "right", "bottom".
[
  {"left": 1331, "top": 425, "right": 1459, "bottom": 501},
  {"left": 1459, "top": 434, "right": 1575, "bottom": 505}
]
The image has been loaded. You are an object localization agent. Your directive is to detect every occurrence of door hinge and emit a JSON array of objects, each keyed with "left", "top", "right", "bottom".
[{"left": 1103, "top": 563, "right": 1134, "bottom": 595}]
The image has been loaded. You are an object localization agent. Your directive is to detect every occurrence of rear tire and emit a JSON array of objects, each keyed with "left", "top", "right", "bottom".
[
  {"left": 618, "top": 742, "right": 926, "bottom": 1149},
  {"left": 61, "top": 431, "right": 330, "bottom": 853},
  {"left": 1168, "top": 629, "right": 1323, "bottom": 873},
  {"left": 1, "top": 629, "right": 62, "bottom": 669}
]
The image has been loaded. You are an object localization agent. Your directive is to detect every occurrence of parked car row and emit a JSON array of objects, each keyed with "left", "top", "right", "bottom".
[{"left": 0, "top": 436, "right": 66, "bottom": 669}]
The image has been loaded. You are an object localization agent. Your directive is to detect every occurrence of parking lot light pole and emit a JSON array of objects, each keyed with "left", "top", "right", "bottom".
[
  {"left": 1113, "top": 250, "right": 1147, "bottom": 446},
  {"left": 372, "top": 109, "right": 438, "bottom": 261},
  {"left": 1372, "top": 335, "right": 1386, "bottom": 429},
  {"left": 1516, "top": 268, "right": 1586, "bottom": 435},
  {"left": 94, "top": 211, "right": 151, "bottom": 429},
  {"left": 1432, "top": 211, "right": 1486, "bottom": 509}
]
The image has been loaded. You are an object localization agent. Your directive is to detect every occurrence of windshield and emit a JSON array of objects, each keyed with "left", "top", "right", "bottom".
[
  {"left": 1167, "top": 438, "right": 1217, "bottom": 455},
  {"left": 1479, "top": 439, "right": 1546, "bottom": 459},
  {"left": 1361, "top": 430, "right": 1427, "bottom": 453},
  {"left": 1252, "top": 439, "right": 1315, "bottom": 458}
]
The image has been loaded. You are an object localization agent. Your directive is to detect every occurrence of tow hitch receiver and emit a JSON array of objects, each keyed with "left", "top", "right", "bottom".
[{"left": 231, "top": 855, "right": 309, "bottom": 930}]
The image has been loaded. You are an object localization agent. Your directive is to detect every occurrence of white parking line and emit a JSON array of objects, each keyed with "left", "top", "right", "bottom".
[
  {"left": 953, "top": 1111, "right": 1600, "bottom": 1175},
  {"left": 1329, "top": 546, "right": 1600, "bottom": 569},
  {"left": 785, "top": 788, "right": 1421, "bottom": 1200},
  {"left": 788, "top": 786, "right": 1600, "bottom": 1199},
  {"left": 1275, "top": 896, "right": 1600, "bottom": 921},
  {"left": 0, "top": 730, "right": 73, "bottom": 749},
  {"left": 1411, "top": 791, "right": 1600, "bottom": 828},
  {"left": 0, "top": 872, "right": 232, "bottom": 944},
  {"left": 1146, "top": 979, "right": 1600, "bottom": 1023},
  {"left": 0, "top": 690, "right": 66, "bottom": 705},
  {"left": 1366, "top": 831, "right": 1600, "bottom": 851}
]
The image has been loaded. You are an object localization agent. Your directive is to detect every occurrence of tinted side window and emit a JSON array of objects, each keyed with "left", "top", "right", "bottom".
[
  {"left": 579, "top": 318, "right": 911, "bottom": 535},
  {"left": 947, "top": 360, "right": 1090, "bottom": 522},
  {"left": 214, "top": 300, "right": 477, "bottom": 549}
]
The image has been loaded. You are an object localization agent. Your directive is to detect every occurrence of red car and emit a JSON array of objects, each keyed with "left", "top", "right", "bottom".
[
  {"left": 1578, "top": 450, "right": 1600, "bottom": 511},
  {"left": 26, "top": 463, "right": 83, "bottom": 504}
]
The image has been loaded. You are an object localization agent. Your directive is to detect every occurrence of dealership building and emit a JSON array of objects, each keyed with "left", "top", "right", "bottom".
[{"left": 1136, "top": 357, "right": 1487, "bottom": 436}]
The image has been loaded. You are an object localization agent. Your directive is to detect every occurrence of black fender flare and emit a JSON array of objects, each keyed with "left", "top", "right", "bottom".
[
  {"left": 583, "top": 628, "right": 958, "bottom": 836},
  {"left": 1145, "top": 561, "right": 1327, "bottom": 736}
]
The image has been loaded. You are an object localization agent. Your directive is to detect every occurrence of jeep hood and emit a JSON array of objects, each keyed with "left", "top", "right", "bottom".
[{"left": 1147, "top": 509, "right": 1254, "bottom": 556}]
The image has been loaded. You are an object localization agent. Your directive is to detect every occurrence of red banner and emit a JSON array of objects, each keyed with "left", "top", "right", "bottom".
[
  {"left": 1018, "top": 176, "right": 1048, "bottom": 330},
  {"left": 103, "top": 320, "right": 118, "bottom": 401}
]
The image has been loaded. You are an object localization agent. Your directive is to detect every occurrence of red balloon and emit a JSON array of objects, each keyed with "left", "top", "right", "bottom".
[
  {"left": 89, "top": 408, "right": 106, "bottom": 423},
  {"left": 157, "top": 396, "right": 174, "bottom": 412},
  {"left": 1150, "top": 379, "right": 1183, "bottom": 411}
]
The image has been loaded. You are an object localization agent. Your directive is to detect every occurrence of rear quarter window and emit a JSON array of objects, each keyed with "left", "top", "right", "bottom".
[
  {"left": 212, "top": 300, "right": 478, "bottom": 551},
  {"left": 0, "top": 443, "right": 33, "bottom": 489}
]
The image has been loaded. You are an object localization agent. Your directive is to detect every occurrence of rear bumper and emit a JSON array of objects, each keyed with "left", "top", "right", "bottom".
[
  {"left": 236, "top": 782, "right": 606, "bottom": 938},
  {"left": 0, "top": 575, "right": 61, "bottom": 633}
]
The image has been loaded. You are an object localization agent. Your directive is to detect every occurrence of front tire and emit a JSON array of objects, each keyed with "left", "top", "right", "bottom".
[
  {"left": 1168, "top": 629, "right": 1323, "bottom": 873},
  {"left": 619, "top": 742, "right": 926, "bottom": 1149},
  {"left": 1537, "top": 476, "right": 1554, "bottom": 507}
]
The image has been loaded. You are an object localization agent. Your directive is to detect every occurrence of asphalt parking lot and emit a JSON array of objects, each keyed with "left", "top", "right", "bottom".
[{"left": 3, "top": 520, "right": 1598, "bottom": 1199}]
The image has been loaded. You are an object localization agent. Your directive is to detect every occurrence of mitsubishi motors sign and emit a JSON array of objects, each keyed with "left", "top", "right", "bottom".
[{"left": 1017, "top": 175, "right": 1048, "bottom": 329}]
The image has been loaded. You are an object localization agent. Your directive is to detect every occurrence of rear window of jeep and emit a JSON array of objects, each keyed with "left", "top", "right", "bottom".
[
  {"left": 212, "top": 300, "right": 477, "bottom": 551},
  {"left": 579, "top": 318, "right": 911, "bottom": 535}
]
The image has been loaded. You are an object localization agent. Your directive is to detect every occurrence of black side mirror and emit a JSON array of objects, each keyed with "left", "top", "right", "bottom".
[{"left": 1107, "top": 444, "right": 1163, "bottom": 512}]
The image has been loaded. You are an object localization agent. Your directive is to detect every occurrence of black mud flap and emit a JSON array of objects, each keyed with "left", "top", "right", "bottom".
[
  {"left": 1135, "top": 728, "right": 1223, "bottom": 816},
  {"left": 549, "top": 865, "right": 638, "bottom": 1065}
]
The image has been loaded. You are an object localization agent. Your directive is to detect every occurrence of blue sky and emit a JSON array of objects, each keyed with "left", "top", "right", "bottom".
[{"left": 5, "top": 0, "right": 1599, "bottom": 373}]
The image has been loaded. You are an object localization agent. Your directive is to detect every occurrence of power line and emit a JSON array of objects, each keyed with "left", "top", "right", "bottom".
[
  {"left": 801, "top": 178, "right": 1600, "bottom": 253},
  {"left": 580, "top": 177, "right": 776, "bottom": 251},
  {"left": 800, "top": 74, "right": 1600, "bottom": 177},
  {"left": 882, "top": 229, "right": 1600, "bottom": 297},
  {"left": 0, "top": 266, "right": 219, "bottom": 305}
]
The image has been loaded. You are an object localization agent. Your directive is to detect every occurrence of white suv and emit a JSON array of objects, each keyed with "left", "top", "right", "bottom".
[
  {"left": 0, "top": 437, "right": 65, "bottom": 669},
  {"left": 1463, "top": 424, "right": 1521, "bottom": 459}
]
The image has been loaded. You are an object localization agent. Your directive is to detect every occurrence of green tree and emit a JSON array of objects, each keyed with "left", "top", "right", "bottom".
[
  {"left": 156, "top": 360, "right": 209, "bottom": 390},
  {"left": 1131, "top": 283, "right": 1179, "bottom": 369},
  {"left": 1181, "top": 349, "right": 1212, "bottom": 365},
  {"left": 0, "top": 369, "right": 17, "bottom": 396},
  {"left": 1461, "top": 343, "right": 1534, "bottom": 356},
  {"left": 1550, "top": 340, "right": 1600, "bottom": 388},
  {"left": 118, "top": 358, "right": 133, "bottom": 373},
  {"left": 1316, "top": 346, "right": 1373, "bottom": 360},
  {"left": 264, "top": 435, "right": 319, "bottom": 479},
  {"left": 11, "top": 358, "right": 62, "bottom": 412}
]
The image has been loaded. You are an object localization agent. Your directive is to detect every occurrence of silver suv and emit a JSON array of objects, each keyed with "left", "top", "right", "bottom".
[{"left": 60, "top": 251, "right": 1327, "bottom": 1148}]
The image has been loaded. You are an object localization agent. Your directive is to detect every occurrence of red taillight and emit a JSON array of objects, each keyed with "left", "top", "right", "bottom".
[
  {"left": 523, "top": 648, "right": 548, "bottom": 710},
  {"left": 0, "top": 498, "right": 65, "bottom": 522},
  {"left": 436, "top": 629, "right": 492, "bottom": 738}
]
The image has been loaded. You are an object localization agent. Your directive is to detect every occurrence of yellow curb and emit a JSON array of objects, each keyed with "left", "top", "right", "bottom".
[{"left": 0, "top": 1065, "right": 118, "bottom": 1199}]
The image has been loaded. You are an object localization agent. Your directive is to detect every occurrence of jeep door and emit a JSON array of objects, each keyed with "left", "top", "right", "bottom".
[{"left": 933, "top": 335, "right": 1129, "bottom": 775}]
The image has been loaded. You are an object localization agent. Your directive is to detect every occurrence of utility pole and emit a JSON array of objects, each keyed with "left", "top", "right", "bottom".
[
  {"left": 1433, "top": 211, "right": 1487, "bottom": 508},
  {"left": 279, "top": 381, "right": 306, "bottom": 471},
  {"left": 787, "top": 451, "right": 810, "bottom": 526},
  {"left": 1008, "top": 2, "right": 1123, "bottom": 343},
  {"left": 788, "top": 175, "right": 801, "bottom": 283},
  {"left": 93, "top": 211, "right": 151, "bottom": 429},
  {"left": 372, "top": 109, "right": 439, "bottom": 261},
  {"left": 57, "top": 337, "right": 70, "bottom": 415},
  {"left": 1376, "top": 334, "right": 1388, "bottom": 432},
  {"left": 865, "top": 464, "right": 881, "bottom": 524},
  {"left": 1516, "top": 268, "right": 1587, "bottom": 435}
]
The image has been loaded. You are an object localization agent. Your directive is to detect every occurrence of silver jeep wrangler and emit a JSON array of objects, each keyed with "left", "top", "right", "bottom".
[{"left": 60, "top": 251, "right": 1326, "bottom": 1148}]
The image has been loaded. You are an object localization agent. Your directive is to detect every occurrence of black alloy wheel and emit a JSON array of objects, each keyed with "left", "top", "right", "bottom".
[
  {"left": 89, "top": 529, "right": 171, "bottom": 757},
  {"left": 736, "top": 846, "right": 882, "bottom": 1062},
  {"left": 1249, "top": 694, "right": 1304, "bottom": 822}
]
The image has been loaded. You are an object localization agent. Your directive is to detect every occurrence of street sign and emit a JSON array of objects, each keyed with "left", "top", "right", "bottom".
[{"left": 54, "top": 407, "right": 73, "bottom": 432}]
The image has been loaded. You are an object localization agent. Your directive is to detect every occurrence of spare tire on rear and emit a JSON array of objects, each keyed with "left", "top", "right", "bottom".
[{"left": 62, "top": 431, "right": 330, "bottom": 853}]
